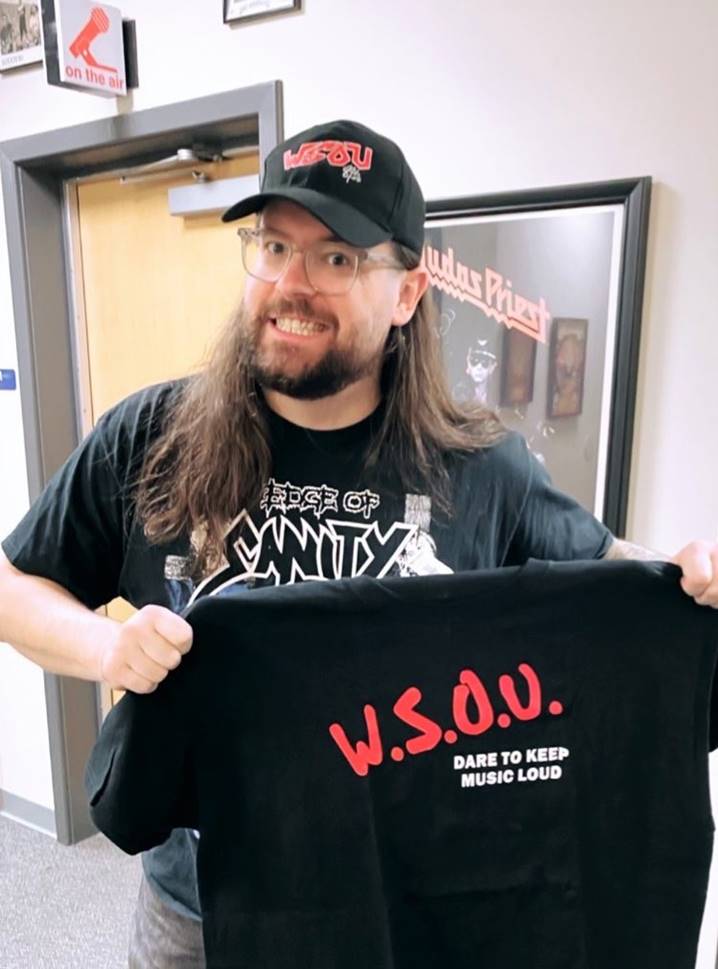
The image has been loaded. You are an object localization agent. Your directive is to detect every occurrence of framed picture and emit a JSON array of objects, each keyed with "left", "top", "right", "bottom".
[
  {"left": 0, "top": 1, "right": 43, "bottom": 72},
  {"left": 425, "top": 177, "right": 651, "bottom": 536},
  {"left": 547, "top": 318, "right": 588, "bottom": 418},
  {"left": 500, "top": 326, "right": 537, "bottom": 407},
  {"left": 224, "top": 0, "right": 301, "bottom": 25}
]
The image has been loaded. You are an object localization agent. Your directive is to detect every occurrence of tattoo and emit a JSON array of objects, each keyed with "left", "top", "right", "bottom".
[{"left": 602, "top": 538, "right": 668, "bottom": 562}]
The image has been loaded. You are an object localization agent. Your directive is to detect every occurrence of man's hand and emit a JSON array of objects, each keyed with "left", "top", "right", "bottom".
[
  {"left": 672, "top": 541, "right": 718, "bottom": 608},
  {"left": 99, "top": 605, "right": 193, "bottom": 693},
  {"left": 605, "top": 537, "right": 718, "bottom": 608}
]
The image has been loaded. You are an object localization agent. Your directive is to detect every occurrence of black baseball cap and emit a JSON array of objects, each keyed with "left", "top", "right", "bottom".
[{"left": 221, "top": 119, "right": 426, "bottom": 254}]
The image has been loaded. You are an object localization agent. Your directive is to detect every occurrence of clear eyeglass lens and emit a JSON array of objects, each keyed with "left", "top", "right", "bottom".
[
  {"left": 241, "top": 231, "right": 360, "bottom": 294},
  {"left": 241, "top": 233, "right": 287, "bottom": 280},
  {"left": 306, "top": 242, "right": 359, "bottom": 293}
]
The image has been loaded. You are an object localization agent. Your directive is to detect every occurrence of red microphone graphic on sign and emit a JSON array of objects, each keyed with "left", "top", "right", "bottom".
[{"left": 69, "top": 7, "right": 118, "bottom": 72}]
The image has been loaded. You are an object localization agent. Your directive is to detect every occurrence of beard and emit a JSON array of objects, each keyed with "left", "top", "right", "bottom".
[{"left": 239, "top": 300, "right": 386, "bottom": 400}]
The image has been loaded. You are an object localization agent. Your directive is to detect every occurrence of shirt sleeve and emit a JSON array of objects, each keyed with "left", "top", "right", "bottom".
[
  {"left": 85, "top": 674, "right": 197, "bottom": 854},
  {"left": 1, "top": 408, "right": 128, "bottom": 608},
  {"left": 1, "top": 384, "right": 173, "bottom": 609},
  {"left": 502, "top": 434, "right": 613, "bottom": 565}
]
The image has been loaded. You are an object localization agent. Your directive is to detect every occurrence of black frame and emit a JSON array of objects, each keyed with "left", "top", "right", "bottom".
[
  {"left": 224, "top": 0, "right": 301, "bottom": 25},
  {"left": 426, "top": 177, "right": 652, "bottom": 538}
]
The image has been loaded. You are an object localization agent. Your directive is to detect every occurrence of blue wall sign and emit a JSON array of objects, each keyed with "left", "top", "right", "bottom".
[{"left": 0, "top": 369, "right": 17, "bottom": 390}]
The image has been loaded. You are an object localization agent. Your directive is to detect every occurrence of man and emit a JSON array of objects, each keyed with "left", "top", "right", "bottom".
[
  {"left": 17, "top": 0, "right": 27, "bottom": 48},
  {"left": 0, "top": 119, "right": 716, "bottom": 969},
  {"left": 0, "top": 13, "right": 15, "bottom": 54},
  {"left": 455, "top": 339, "right": 499, "bottom": 404}
]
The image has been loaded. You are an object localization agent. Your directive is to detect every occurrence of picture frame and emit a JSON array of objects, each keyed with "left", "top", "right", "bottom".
[
  {"left": 425, "top": 177, "right": 651, "bottom": 536},
  {"left": 546, "top": 318, "right": 588, "bottom": 419},
  {"left": 500, "top": 326, "right": 537, "bottom": 407},
  {"left": 0, "top": 1, "right": 43, "bottom": 73},
  {"left": 224, "top": 0, "right": 301, "bottom": 25}
]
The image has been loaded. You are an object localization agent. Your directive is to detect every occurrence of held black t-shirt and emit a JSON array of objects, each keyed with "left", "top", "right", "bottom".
[
  {"left": 1, "top": 379, "right": 612, "bottom": 918},
  {"left": 87, "top": 560, "right": 718, "bottom": 969}
]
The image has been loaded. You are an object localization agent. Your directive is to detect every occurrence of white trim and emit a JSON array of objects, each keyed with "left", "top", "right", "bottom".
[{"left": 0, "top": 789, "right": 56, "bottom": 837}]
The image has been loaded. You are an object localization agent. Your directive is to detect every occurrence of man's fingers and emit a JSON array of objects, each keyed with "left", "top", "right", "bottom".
[
  {"left": 126, "top": 645, "right": 171, "bottom": 685},
  {"left": 694, "top": 547, "right": 718, "bottom": 607},
  {"left": 141, "top": 632, "right": 184, "bottom": 671},
  {"left": 152, "top": 609, "right": 194, "bottom": 655},
  {"left": 127, "top": 614, "right": 192, "bottom": 682},
  {"left": 103, "top": 605, "right": 193, "bottom": 693},
  {"left": 121, "top": 670, "right": 159, "bottom": 694},
  {"left": 678, "top": 541, "right": 713, "bottom": 598}
]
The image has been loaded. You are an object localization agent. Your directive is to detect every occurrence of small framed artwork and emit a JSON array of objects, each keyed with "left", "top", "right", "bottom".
[
  {"left": 224, "top": 0, "right": 301, "bottom": 25},
  {"left": 0, "top": 1, "right": 43, "bottom": 73},
  {"left": 547, "top": 318, "right": 588, "bottom": 418},
  {"left": 500, "top": 326, "right": 537, "bottom": 407}
]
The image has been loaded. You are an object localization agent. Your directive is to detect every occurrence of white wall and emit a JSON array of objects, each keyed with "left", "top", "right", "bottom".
[
  {"left": 1, "top": 0, "right": 717, "bottom": 959},
  {"left": 0, "top": 189, "right": 54, "bottom": 814}
]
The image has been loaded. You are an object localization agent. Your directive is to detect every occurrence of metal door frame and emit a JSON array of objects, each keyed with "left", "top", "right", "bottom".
[{"left": 0, "top": 80, "right": 283, "bottom": 844}]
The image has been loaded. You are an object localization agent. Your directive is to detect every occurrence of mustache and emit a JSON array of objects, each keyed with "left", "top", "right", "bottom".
[{"left": 250, "top": 299, "right": 337, "bottom": 329}]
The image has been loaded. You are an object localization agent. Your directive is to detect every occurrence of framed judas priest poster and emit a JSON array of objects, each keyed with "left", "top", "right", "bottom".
[{"left": 425, "top": 177, "right": 651, "bottom": 537}]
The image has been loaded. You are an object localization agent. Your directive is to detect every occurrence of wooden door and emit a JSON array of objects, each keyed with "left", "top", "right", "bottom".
[{"left": 72, "top": 153, "right": 258, "bottom": 707}]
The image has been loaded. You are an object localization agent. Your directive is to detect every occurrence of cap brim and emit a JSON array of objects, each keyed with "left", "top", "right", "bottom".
[{"left": 221, "top": 186, "right": 391, "bottom": 248}]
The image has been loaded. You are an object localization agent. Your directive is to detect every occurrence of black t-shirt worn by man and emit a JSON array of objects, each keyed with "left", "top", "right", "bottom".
[
  {"left": 86, "top": 560, "right": 718, "bottom": 969},
  {"left": 1, "top": 380, "right": 612, "bottom": 918}
]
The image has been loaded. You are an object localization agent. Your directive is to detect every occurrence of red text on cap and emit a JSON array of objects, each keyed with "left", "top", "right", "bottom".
[{"left": 283, "top": 141, "right": 374, "bottom": 172}]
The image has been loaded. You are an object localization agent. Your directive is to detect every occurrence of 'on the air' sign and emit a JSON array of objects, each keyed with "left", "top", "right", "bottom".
[{"left": 43, "top": 0, "right": 126, "bottom": 97}]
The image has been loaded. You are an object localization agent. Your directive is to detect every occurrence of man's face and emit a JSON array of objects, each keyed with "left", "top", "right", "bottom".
[
  {"left": 239, "top": 200, "right": 416, "bottom": 400},
  {"left": 466, "top": 347, "right": 497, "bottom": 384}
]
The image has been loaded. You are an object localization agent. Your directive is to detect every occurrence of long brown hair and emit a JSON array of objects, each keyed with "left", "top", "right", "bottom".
[{"left": 134, "top": 244, "right": 505, "bottom": 576}]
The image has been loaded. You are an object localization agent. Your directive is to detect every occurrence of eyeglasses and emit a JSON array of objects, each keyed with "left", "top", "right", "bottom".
[{"left": 237, "top": 227, "right": 405, "bottom": 295}]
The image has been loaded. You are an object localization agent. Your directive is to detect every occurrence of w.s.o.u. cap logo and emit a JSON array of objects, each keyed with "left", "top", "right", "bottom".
[
  {"left": 283, "top": 140, "right": 374, "bottom": 177},
  {"left": 222, "top": 120, "right": 425, "bottom": 255}
]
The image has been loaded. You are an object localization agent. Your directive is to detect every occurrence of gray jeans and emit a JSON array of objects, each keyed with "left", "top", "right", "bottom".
[{"left": 128, "top": 875, "right": 206, "bottom": 969}]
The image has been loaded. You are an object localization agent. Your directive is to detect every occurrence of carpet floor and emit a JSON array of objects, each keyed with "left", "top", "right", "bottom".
[{"left": 2, "top": 814, "right": 141, "bottom": 969}]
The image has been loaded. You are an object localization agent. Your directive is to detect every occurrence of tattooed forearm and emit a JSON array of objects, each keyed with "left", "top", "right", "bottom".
[{"left": 603, "top": 538, "right": 668, "bottom": 562}]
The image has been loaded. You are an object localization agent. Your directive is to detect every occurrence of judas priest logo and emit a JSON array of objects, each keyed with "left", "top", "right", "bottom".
[
  {"left": 423, "top": 243, "right": 551, "bottom": 343},
  {"left": 284, "top": 140, "right": 374, "bottom": 172}
]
